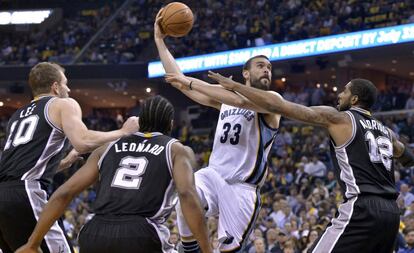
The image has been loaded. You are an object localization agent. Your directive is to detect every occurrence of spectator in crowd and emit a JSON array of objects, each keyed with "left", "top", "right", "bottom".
[
  {"left": 401, "top": 183, "right": 414, "bottom": 208},
  {"left": 304, "top": 155, "right": 327, "bottom": 181},
  {"left": 398, "top": 228, "right": 414, "bottom": 253}
]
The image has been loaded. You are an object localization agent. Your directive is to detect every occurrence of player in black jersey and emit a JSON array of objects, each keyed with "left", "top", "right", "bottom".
[
  {"left": 0, "top": 62, "right": 138, "bottom": 253},
  {"left": 213, "top": 76, "right": 414, "bottom": 253},
  {"left": 16, "top": 96, "right": 212, "bottom": 253}
]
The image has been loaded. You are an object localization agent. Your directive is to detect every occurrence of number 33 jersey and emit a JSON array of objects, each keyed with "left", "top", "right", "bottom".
[
  {"left": 330, "top": 107, "right": 398, "bottom": 199},
  {"left": 208, "top": 104, "right": 278, "bottom": 185},
  {"left": 93, "top": 133, "right": 178, "bottom": 222},
  {"left": 0, "top": 96, "right": 67, "bottom": 184}
]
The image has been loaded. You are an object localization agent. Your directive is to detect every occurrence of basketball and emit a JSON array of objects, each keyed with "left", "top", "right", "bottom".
[{"left": 160, "top": 2, "right": 194, "bottom": 37}]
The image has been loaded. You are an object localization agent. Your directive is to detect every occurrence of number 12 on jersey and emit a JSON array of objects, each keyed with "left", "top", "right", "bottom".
[{"left": 365, "top": 131, "right": 393, "bottom": 171}]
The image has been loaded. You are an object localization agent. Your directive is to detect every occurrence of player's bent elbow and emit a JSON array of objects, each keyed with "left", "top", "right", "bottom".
[{"left": 71, "top": 142, "right": 92, "bottom": 154}]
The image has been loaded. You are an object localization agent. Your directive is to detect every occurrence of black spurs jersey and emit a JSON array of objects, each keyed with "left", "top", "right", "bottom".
[
  {"left": 330, "top": 107, "right": 398, "bottom": 199},
  {"left": 0, "top": 96, "right": 67, "bottom": 184},
  {"left": 93, "top": 132, "right": 178, "bottom": 222}
]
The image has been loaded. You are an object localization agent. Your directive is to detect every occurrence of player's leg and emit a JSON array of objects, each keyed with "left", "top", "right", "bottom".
[
  {"left": 176, "top": 168, "right": 219, "bottom": 253},
  {"left": 0, "top": 181, "right": 72, "bottom": 253},
  {"left": 309, "top": 195, "right": 399, "bottom": 253},
  {"left": 25, "top": 181, "right": 73, "bottom": 253},
  {"left": 217, "top": 183, "right": 261, "bottom": 253},
  {"left": 79, "top": 215, "right": 165, "bottom": 253},
  {"left": 361, "top": 196, "right": 399, "bottom": 253}
]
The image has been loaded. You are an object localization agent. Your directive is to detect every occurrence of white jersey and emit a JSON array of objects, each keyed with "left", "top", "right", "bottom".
[{"left": 208, "top": 104, "right": 278, "bottom": 185}]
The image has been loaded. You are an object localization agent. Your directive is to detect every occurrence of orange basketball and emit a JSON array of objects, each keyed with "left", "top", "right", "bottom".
[{"left": 160, "top": 2, "right": 194, "bottom": 37}]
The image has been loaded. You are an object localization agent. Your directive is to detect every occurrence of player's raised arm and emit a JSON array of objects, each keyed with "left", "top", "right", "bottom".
[
  {"left": 153, "top": 11, "right": 220, "bottom": 109},
  {"left": 50, "top": 98, "right": 138, "bottom": 154},
  {"left": 171, "top": 142, "right": 212, "bottom": 253},
  {"left": 15, "top": 146, "right": 105, "bottom": 253},
  {"left": 210, "top": 71, "right": 348, "bottom": 128}
]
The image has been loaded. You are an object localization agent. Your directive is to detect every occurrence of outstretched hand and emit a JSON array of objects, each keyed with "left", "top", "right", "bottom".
[
  {"left": 154, "top": 8, "right": 166, "bottom": 40},
  {"left": 207, "top": 71, "right": 238, "bottom": 90},
  {"left": 121, "top": 116, "right": 139, "bottom": 135}
]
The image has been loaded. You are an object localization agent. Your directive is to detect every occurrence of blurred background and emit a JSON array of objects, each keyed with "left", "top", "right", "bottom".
[{"left": 1, "top": 0, "right": 414, "bottom": 252}]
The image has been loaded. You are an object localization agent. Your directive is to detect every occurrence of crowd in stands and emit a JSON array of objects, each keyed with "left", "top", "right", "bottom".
[
  {"left": 1, "top": 0, "right": 413, "bottom": 65},
  {"left": 0, "top": 1, "right": 119, "bottom": 65}
]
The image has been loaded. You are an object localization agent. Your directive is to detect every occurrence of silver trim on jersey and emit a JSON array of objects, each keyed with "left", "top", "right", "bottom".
[
  {"left": 44, "top": 97, "right": 64, "bottom": 133},
  {"left": 311, "top": 196, "right": 357, "bottom": 253},
  {"left": 21, "top": 128, "right": 66, "bottom": 180},
  {"left": 24, "top": 181, "right": 72, "bottom": 253},
  {"left": 149, "top": 139, "right": 179, "bottom": 223},
  {"left": 146, "top": 218, "right": 177, "bottom": 253},
  {"left": 150, "top": 180, "right": 177, "bottom": 222},
  {"left": 97, "top": 139, "right": 120, "bottom": 169},
  {"left": 165, "top": 139, "right": 178, "bottom": 177},
  {"left": 334, "top": 147, "right": 361, "bottom": 198},
  {"left": 331, "top": 111, "right": 360, "bottom": 198},
  {"left": 333, "top": 111, "right": 356, "bottom": 149}
]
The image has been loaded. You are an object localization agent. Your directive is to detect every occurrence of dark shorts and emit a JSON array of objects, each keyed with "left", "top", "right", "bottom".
[
  {"left": 309, "top": 194, "right": 399, "bottom": 253},
  {"left": 79, "top": 214, "right": 169, "bottom": 253},
  {"left": 0, "top": 180, "right": 73, "bottom": 253}
]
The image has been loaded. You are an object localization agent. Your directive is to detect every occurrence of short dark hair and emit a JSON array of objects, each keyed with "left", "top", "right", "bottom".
[
  {"left": 139, "top": 95, "right": 174, "bottom": 135},
  {"left": 349, "top": 79, "right": 377, "bottom": 109},
  {"left": 403, "top": 227, "right": 414, "bottom": 235},
  {"left": 28, "top": 62, "right": 65, "bottom": 96},
  {"left": 243, "top": 55, "right": 270, "bottom": 71}
]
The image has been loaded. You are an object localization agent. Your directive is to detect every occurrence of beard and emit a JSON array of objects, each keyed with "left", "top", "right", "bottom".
[
  {"left": 337, "top": 101, "right": 351, "bottom": 111},
  {"left": 251, "top": 76, "right": 270, "bottom": 90}
]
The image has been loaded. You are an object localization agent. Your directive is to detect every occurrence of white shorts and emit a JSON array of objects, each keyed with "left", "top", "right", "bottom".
[{"left": 179, "top": 167, "right": 261, "bottom": 252}]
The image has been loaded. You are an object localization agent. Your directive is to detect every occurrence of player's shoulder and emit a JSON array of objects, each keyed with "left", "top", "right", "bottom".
[
  {"left": 50, "top": 97, "right": 81, "bottom": 111},
  {"left": 171, "top": 142, "right": 193, "bottom": 157}
]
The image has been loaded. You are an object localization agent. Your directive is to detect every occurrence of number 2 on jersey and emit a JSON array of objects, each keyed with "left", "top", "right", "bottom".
[
  {"left": 365, "top": 131, "right": 393, "bottom": 171},
  {"left": 4, "top": 115, "right": 39, "bottom": 151},
  {"left": 111, "top": 156, "right": 148, "bottom": 189},
  {"left": 220, "top": 123, "right": 242, "bottom": 145}
]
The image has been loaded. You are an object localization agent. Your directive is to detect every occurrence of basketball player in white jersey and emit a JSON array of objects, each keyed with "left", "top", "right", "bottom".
[{"left": 154, "top": 12, "right": 281, "bottom": 252}]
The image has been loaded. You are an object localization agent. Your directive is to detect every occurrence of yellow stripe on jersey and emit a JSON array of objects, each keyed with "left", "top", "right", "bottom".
[
  {"left": 245, "top": 113, "right": 261, "bottom": 181},
  {"left": 143, "top": 132, "right": 153, "bottom": 138}
]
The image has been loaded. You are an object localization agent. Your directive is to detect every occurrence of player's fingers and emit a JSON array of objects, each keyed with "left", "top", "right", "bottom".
[
  {"left": 207, "top": 71, "right": 218, "bottom": 79},
  {"left": 156, "top": 7, "right": 164, "bottom": 19}
]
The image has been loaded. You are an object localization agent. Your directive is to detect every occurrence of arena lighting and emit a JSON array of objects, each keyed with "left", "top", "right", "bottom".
[
  {"left": 0, "top": 10, "right": 52, "bottom": 25},
  {"left": 148, "top": 23, "right": 414, "bottom": 78}
]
